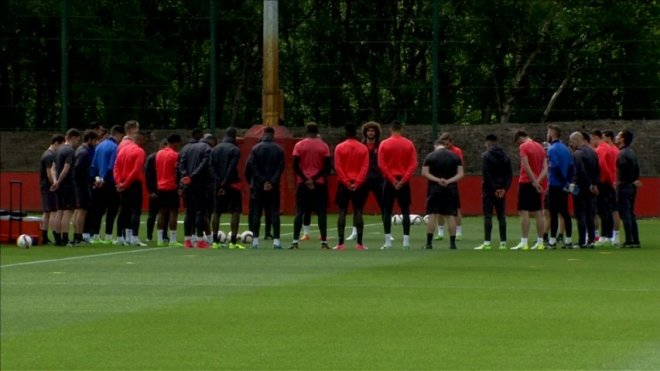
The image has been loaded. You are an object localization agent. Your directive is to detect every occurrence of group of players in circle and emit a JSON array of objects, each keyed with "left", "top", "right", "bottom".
[{"left": 39, "top": 119, "right": 641, "bottom": 251}]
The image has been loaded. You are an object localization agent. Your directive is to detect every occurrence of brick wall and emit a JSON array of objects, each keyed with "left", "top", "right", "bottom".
[{"left": 1, "top": 120, "right": 658, "bottom": 176}]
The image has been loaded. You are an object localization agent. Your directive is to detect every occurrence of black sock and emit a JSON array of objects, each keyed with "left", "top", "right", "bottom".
[
  {"left": 42, "top": 230, "right": 49, "bottom": 242},
  {"left": 339, "top": 235, "right": 344, "bottom": 244},
  {"left": 426, "top": 233, "right": 433, "bottom": 245},
  {"left": 54, "top": 232, "right": 62, "bottom": 245},
  {"left": 450, "top": 236, "right": 456, "bottom": 248},
  {"left": 62, "top": 233, "right": 69, "bottom": 245},
  {"left": 543, "top": 233, "right": 549, "bottom": 242},
  {"left": 357, "top": 231, "right": 363, "bottom": 245}
]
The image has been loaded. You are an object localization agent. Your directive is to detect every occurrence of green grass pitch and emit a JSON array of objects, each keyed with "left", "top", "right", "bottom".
[{"left": 1, "top": 215, "right": 659, "bottom": 370}]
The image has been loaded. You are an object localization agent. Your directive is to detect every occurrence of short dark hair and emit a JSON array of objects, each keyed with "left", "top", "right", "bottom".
[
  {"left": 547, "top": 124, "right": 561, "bottom": 138},
  {"left": 591, "top": 129, "right": 603, "bottom": 138},
  {"left": 82, "top": 129, "right": 99, "bottom": 143},
  {"left": 344, "top": 122, "right": 357, "bottom": 138},
  {"left": 166, "top": 134, "right": 182, "bottom": 144},
  {"left": 203, "top": 134, "right": 217, "bottom": 145},
  {"left": 88, "top": 121, "right": 102, "bottom": 131},
  {"left": 514, "top": 130, "right": 528, "bottom": 142},
  {"left": 191, "top": 128, "right": 204, "bottom": 140},
  {"left": 620, "top": 129, "right": 633, "bottom": 146},
  {"left": 389, "top": 120, "right": 403, "bottom": 131},
  {"left": 51, "top": 134, "right": 65, "bottom": 144},
  {"left": 65, "top": 128, "right": 81, "bottom": 138},
  {"left": 110, "top": 125, "right": 125, "bottom": 135},
  {"left": 603, "top": 130, "right": 615, "bottom": 140},
  {"left": 225, "top": 127, "right": 237, "bottom": 139},
  {"left": 439, "top": 132, "right": 453, "bottom": 142},
  {"left": 305, "top": 122, "right": 319, "bottom": 135},
  {"left": 581, "top": 131, "right": 590, "bottom": 142},
  {"left": 264, "top": 126, "right": 275, "bottom": 135},
  {"left": 485, "top": 134, "right": 498, "bottom": 142}
]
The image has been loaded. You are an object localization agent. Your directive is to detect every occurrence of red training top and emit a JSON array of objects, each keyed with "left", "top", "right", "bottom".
[
  {"left": 449, "top": 145, "right": 464, "bottom": 165},
  {"left": 156, "top": 147, "right": 179, "bottom": 191},
  {"left": 117, "top": 136, "right": 133, "bottom": 155},
  {"left": 595, "top": 142, "right": 616, "bottom": 186},
  {"left": 113, "top": 141, "right": 146, "bottom": 187},
  {"left": 608, "top": 142, "right": 619, "bottom": 181},
  {"left": 377, "top": 133, "right": 418, "bottom": 184},
  {"left": 334, "top": 138, "right": 369, "bottom": 188},
  {"left": 292, "top": 137, "right": 330, "bottom": 184},
  {"left": 518, "top": 139, "right": 545, "bottom": 184}
]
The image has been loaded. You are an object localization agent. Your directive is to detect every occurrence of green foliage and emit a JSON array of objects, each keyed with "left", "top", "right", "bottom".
[{"left": 1, "top": 0, "right": 658, "bottom": 129}]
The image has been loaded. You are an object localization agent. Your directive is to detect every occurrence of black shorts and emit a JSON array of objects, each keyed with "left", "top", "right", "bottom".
[
  {"left": 215, "top": 187, "right": 242, "bottom": 214},
  {"left": 335, "top": 183, "right": 368, "bottom": 210},
  {"left": 158, "top": 190, "right": 180, "bottom": 209},
  {"left": 41, "top": 188, "right": 58, "bottom": 213},
  {"left": 295, "top": 183, "right": 328, "bottom": 213},
  {"left": 57, "top": 185, "right": 76, "bottom": 211},
  {"left": 74, "top": 183, "right": 92, "bottom": 210},
  {"left": 517, "top": 182, "right": 542, "bottom": 212},
  {"left": 382, "top": 181, "right": 411, "bottom": 213},
  {"left": 455, "top": 187, "right": 462, "bottom": 209},
  {"left": 426, "top": 187, "right": 458, "bottom": 216}
]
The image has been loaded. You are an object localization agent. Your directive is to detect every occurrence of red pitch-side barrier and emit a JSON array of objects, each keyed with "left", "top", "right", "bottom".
[{"left": 2, "top": 172, "right": 659, "bottom": 217}]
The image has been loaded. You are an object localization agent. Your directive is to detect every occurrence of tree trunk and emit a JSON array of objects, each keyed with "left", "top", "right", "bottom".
[{"left": 500, "top": 17, "right": 553, "bottom": 124}]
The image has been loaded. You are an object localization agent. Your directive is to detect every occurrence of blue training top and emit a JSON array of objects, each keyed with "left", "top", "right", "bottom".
[
  {"left": 547, "top": 140, "right": 573, "bottom": 188},
  {"left": 91, "top": 137, "right": 118, "bottom": 183}
]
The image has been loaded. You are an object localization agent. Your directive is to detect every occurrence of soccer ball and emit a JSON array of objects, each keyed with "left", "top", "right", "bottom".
[
  {"left": 423, "top": 214, "right": 430, "bottom": 224},
  {"left": 391, "top": 214, "right": 403, "bottom": 225},
  {"left": 411, "top": 214, "right": 423, "bottom": 225},
  {"left": 17, "top": 234, "right": 32, "bottom": 248},
  {"left": 240, "top": 231, "right": 253, "bottom": 244},
  {"left": 217, "top": 231, "right": 227, "bottom": 244},
  {"left": 227, "top": 231, "right": 233, "bottom": 243}
]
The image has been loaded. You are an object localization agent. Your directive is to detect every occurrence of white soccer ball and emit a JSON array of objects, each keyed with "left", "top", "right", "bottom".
[
  {"left": 217, "top": 231, "right": 227, "bottom": 244},
  {"left": 17, "top": 234, "right": 32, "bottom": 248},
  {"left": 411, "top": 214, "right": 423, "bottom": 225},
  {"left": 240, "top": 231, "right": 253, "bottom": 243},
  {"left": 227, "top": 231, "right": 233, "bottom": 243},
  {"left": 391, "top": 214, "right": 403, "bottom": 225},
  {"left": 423, "top": 214, "right": 430, "bottom": 224}
]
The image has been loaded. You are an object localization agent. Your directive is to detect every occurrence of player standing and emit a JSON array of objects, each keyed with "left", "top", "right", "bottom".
[
  {"left": 615, "top": 130, "right": 641, "bottom": 248},
  {"left": 178, "top": 129, "right": 211, "bottom": 248},
  {"left": 590, "top": 130, "right": 617, "bottom": 247},
  {"left": 511, "top": 130, "right": 548, "bottom": 250},
  {"left": 72, "top": 130, "right": 99, "bottom": 245},
  {"left": 50, "top": 129, "right": 81, "bottom": 246},
  {"left": 333, "top": 123, "right": 370, "bottom": 250},
  {"left": 435, "top": 132, "right": 464, "bottom": 241},
  {"left": 39, "top": 134, "right": 65, "bottom": 244},
  {"left": 113, "top": 130, "right": 147, "bottom": 246},
  {"left": 422, "top": 139, "right": 463, "bottom": 249},
  {"left": 546, "top": 125, "right": 573, "bottom": 248},
  {"left": 603, "top": 130, "right": 621, "bottom": 246},
  {"left": 568, "top": 132, "right": 600, "bottom": 248},
  {"left": 89, "top": 125, "right": 125, "bottom": 243},
  {"left": 377, "top": 120, "right": 417, "bottom": 250},
  {"left": 474, "top": 134, "right": 512, "bottom": 250},
  {"left": 246, "top": 126, "right": 285, "bottom": 249},
  {"left": 209, "top": 128, "right": 244, "bottom": 249},
  {"left": 145, "top": 139, "right": 167, "bottom": 243},
  {"left": 290, "top": 123, "right": 331, "bottom": 250},
  {"left": 155, "top": 134, "right": 182, "bottom": 246}
]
